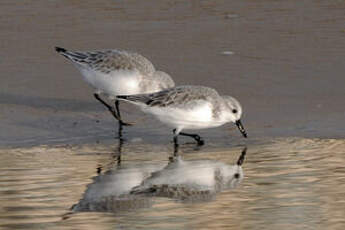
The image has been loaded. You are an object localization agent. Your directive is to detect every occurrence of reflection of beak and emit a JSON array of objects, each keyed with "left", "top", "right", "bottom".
[
  {"left": 237, "top": 147, "right": 247, "bottom": 166},
  {"left": 235, "top": 120, "right": 247, "bottom": 138}
]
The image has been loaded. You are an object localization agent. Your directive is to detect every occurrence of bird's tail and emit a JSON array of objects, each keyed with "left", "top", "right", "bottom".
[
  {"left": 55, "top": 46, "right": 89, "bottom": 64},
  {"left": 116, "top": 95, "right": 130, "bottom": 100},
  {"left": 117, "top": 94, "right": 152, "bottom": 105}
]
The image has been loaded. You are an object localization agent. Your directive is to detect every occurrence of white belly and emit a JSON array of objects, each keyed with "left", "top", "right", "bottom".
[
  {"left": 80, "top": 68, "right": 142, "bottom": 98},
  {"left": 143, "top": 102, "right": 226, "bottom": 131}
]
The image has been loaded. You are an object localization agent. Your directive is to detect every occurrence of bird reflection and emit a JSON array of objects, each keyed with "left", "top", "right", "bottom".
[
  {"left": 114, "top": 134, "right": 124, "bottom": 165},
  {"left": 72, "top": 145, "right": 164, "bottom": 212},
  {"left": 132, "top": 147, "right": 247, "bottom": 201},
  {"left": 72, "top": 146, "right": 247, "bottom": 213}
]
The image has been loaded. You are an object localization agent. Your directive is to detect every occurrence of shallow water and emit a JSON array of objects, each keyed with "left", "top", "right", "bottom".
[{"left": 1, "top": 138, "right": 345, "bottom": 230}]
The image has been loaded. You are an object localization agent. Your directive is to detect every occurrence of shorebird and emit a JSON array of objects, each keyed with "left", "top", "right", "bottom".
[
  {"left": 55, "top": 47, "right": 175, "bottom": 127},
  {"left": 117, "top": 85, "right": 247, "bottom": 145}
]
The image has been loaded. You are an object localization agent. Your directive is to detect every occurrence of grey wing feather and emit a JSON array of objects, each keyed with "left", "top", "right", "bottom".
[
  {"left": 55, "top": 47, "right": 155, "bottom": 75},
  {"left": 116, "top": 88, "right": 182, "bottom": 106},
  {"left": 118, "top": 86, "right": 221, "bottom": 108}
]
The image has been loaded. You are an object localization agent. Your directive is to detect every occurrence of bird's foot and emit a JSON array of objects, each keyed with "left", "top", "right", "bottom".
[
  {"left": 194, "top": 135, "right": 205, "bottom": 146},
  {"left": 119, "top": 120, "right": 134, "bottom": 126}
]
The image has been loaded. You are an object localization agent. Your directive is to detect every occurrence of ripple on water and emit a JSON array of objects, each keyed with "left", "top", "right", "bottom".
[{"left": 1, "top": 138, "right": 345, "bottom": 229}]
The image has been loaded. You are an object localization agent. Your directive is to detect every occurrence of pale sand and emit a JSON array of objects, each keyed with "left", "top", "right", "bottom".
[{"left": 0, "top": 0, "right": 344, "bottom": 147}]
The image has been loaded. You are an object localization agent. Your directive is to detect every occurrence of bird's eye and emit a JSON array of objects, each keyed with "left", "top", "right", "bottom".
[{"left": 232, "top": 109, "right": 238, "bottom": 114}]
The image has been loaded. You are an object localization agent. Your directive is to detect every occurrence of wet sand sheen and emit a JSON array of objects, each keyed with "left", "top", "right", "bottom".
[{"left": 1, "top": 138, "right": 345, "bottom": 229}]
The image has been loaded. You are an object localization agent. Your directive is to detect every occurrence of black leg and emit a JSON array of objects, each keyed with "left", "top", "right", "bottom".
[
  {"left": 117, "top": 121, "right": 123, "bottom": 137},
  {"left": 179, "top": 132, "right": 205, "bottom": 146},
  {"left": 174, "top": 136, "right": 178, "bottom": 146},
  {"left": 94, "top": 93, "right": 120, "bottom": 120},
  {"left": 115, "top": 100, "right": 132, "bottom": 126},
  {"left": 173, "top": 129, "right": 179, "bottom": 148},
  {"left": 173, "top": 129, "right": 205, "bottom": 146},
  {"left": 115, "top": 100, "right": 121, "bottom": 118}
]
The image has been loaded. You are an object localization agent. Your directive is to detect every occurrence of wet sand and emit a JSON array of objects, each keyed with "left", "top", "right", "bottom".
[{"left": 0, "top": 0, "right": 344, "bottom": 147}]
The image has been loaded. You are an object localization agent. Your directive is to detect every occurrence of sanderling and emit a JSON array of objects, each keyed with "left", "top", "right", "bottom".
[
  {"left": 117, "top": 85, "right": 247, "bottom": 145},
  {"left": 55, "top": 47, "right": 175, "bottom": 127}
]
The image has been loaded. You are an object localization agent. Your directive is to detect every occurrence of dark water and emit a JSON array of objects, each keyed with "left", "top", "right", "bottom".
[
  {"left": 1, "top": 138, "right": 345, "bottom": 230},
  {"left": 1, "top": 0, "right": 345, "bottom": 229}
]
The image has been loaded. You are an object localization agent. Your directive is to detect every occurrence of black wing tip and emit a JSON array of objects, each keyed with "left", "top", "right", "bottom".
[
  {"left": 55, "top": 46, "right": 67, "bottom": 53},
  {"left": 117, "top": 95, "right": 128, "bottom": 100}
]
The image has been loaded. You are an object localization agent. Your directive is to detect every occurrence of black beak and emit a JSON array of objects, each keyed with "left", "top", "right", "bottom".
[
  {"left": 235, "top": 120, "right": 247, "bottom": 138},
  {"left": 237, "top": 147, "right": 247, "bottom": 166}
]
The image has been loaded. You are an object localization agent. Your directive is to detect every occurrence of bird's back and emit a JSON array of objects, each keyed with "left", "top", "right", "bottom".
[
  {"left": 118, "top": 85, "right": 221, "bottom": 109},
  {"left": 56, "top": 47, "right": 156, "bottom": 76},
  {"left": 56, "top": 47, "right": 175, "bottom": 96}
]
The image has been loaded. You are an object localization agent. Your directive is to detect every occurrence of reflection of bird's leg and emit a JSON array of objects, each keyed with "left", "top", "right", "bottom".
[
  {"left": 178, "top": 131, "right": 205, "bottom": 146},
  {"left": 97, "top": 166, "right": 102, "bottom": 175},
  {"left": 116, "top": 154, "right": 121, "bottom": 166},
  {"left": 115, "top": 100, "right": 133, "bottom": 127},
  {"left": 169, "top": 141, "right": 180, "bottom": 162},
  {"left": 96, "top": 137, "right": 124, "bottom": 173},
  {"left": 174, "top": 141, "right": 179, "bottom": 157},
  {"left": 115, "top": 136, "right": 124, "bottom": 166}
]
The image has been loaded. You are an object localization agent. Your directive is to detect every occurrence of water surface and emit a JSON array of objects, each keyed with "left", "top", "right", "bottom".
[{"left": 1, "top": 138, "right": 345, "bottom": 229}]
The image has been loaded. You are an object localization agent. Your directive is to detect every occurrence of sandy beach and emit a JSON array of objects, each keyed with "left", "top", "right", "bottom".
[{"left": 1, "top": 0, "right": 344, "bottom": 147}]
